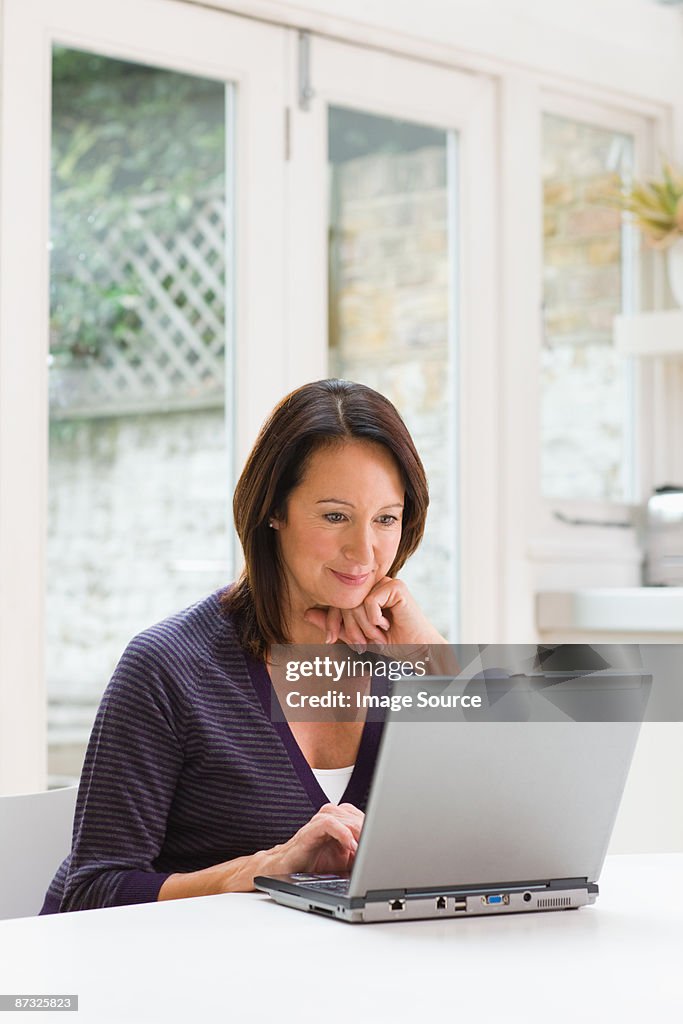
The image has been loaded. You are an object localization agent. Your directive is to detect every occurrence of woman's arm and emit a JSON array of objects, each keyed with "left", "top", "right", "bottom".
[
  {"left": 158, "top": 802, "right": 364, "bottom": 900},
  {"left": 59, "top": 633, "right": 187, "bottom": 912},
  {"left": 60, "top": 617, "right": 365, "bottom": 911},
  {"left": 158, "top": 850, "right": 272, "bottom": 899}
]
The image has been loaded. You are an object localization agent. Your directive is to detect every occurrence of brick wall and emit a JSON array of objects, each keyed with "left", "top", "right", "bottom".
[
  {"left": 329, "top": 146, "right": 455, "bottom": 637},
  {"left": 47, "top": 409, "right": 230, "bottom": 777}
]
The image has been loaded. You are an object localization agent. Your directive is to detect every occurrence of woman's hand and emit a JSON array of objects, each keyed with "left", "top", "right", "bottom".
[
  {"left": 263, "top": 802, "right": 364, "bottom": 876},
  {"left": 160, "top": 803, "right": 364, "bottom": 899},
  {"left": 303, "top": 576, "right": 446, "bottom": 649}
]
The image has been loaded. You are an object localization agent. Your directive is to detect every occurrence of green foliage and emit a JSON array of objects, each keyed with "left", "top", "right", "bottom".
[
  {"left": 612, "top": 162, "right": 683, "bottom": 248},
  {"left": 52, "top": 47, "right": 224, "bottom": 201},
  {"left": 50, "top": 47, "right": 225, "bottom": 369}
]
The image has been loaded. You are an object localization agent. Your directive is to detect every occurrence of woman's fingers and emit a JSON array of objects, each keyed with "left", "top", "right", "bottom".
[
  {"left": 359, "top": 594, "right": 392, "bottom": 633},
  {"left": 333, "top": 803, "right": 365, "bottom": 841},
  {"left": 336, "top": 578, "right": 406, "bottom": 647},
  {"left": 290, "top": 807, "right": 360, "bottom": 870},
  {"left": 308, "top": 813, "right": 358, "bottom": 853},
  {"left": 301, "top": 606, "right": 344, "bottom": 644},
  {"left": 302, "top": 607, "right": 328, "bottom": 635},
  {"left": 325, "top": 606, "right": 343, "bottom": 645},
  {"left": 337, "top": 608, "right": 373, "bottom": 647},
  {"left": 280, "top": 804, "right": 364, "bottom": 872},
  {"left": 341, "top": 606, "right": 387, "bottom": 645},
  {"left": 304, "top": 576, "right": 445, "bottom": 647},
  {"left": 362, "top": 577, "right": 446, "bottom": 647}
]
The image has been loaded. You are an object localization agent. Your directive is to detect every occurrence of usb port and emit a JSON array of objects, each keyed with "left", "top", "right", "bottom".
[{"left": 454, "top": 900, "right": 467, "bottom": 912}]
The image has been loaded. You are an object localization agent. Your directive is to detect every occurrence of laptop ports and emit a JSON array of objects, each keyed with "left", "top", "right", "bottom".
[
  {"left": 309, "top": 904, "right": 335, "bottom": 917},
  {"left": 389, "top": 899, "right": 406, "bottom": 912},
  {"left": 481, "top": 894, "right": 510, "bottom": 906},
  {"left": 435, "top": 896, "right": 447, "bottom": 911},
  {"left": 453, "top": 899, "right": 467, "bottom": 912}
]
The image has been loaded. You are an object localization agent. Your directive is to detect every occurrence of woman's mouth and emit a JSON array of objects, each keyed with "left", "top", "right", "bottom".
[{"left": 329, "top": 569, "right": 371, "bottom": 587}]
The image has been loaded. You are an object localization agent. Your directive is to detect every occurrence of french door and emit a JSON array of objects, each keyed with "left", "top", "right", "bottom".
[
  {"left": 285, "top": 36, "right": 498, "bottom": 645},
  {"left": 0, "top": 0, "right": 287, "bottom": 792},
  {"left": 0, "top": 5, "right": 497, "bottom": 793}
]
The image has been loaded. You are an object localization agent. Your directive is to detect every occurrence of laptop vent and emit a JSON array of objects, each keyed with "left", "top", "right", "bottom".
[{"left": 538, "top": 896, "right": 571, "bottom": 909}]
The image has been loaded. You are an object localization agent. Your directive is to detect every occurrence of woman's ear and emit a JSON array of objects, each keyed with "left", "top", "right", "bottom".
[{"left": 268, "top": 516, "right": 281, "bottom": 530}]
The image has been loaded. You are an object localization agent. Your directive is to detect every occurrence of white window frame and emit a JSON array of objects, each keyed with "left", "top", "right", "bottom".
[
  {"left": 0, "top": 0, "right": 679, "bottom": 789},
  {"left": 497, "top": 72, "right": 671, "bottom": 639},
  {"left": 0, "top": 0, "right": 287, "bottom": 793},
  {"left": 283, "top": 32, "right": 499, "bottom": 645},
  {"left": 538, "top": 91, "right": 662, "bottom": 512}
]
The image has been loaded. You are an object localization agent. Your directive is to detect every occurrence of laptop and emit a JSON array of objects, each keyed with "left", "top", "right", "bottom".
[{"left": 255, "top": 668, "right": 650, "bottom": 923}]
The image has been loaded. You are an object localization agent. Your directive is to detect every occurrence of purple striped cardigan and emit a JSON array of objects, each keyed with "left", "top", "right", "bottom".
[{"left": 42, "top": 589, "right": 381, "bottom": 913}]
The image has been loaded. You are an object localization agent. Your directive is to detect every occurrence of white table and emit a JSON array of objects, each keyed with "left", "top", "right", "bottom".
[{"left": 1, "top": 854, "right": 682, "bottom": 1023}]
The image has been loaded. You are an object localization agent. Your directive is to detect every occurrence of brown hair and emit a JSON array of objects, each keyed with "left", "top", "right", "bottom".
[{"left": 222, "top": 379, "right": 429, "bottom": 659}]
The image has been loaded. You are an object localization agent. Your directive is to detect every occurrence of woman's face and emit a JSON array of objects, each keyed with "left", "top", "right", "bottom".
[{"left": 273, "top": 439, "right": 405, "bottom": 617}]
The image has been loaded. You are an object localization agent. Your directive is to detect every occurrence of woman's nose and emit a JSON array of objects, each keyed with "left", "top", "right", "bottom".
[{"left": 342, "top": 523, "right": 374, "bottom": 565}]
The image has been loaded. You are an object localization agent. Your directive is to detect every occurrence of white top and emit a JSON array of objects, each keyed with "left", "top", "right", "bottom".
[
  {"left": 0, "top": 854, "right": 681, "bottom": 1022},
  {"left": 310, "top": 764, "right": 354, "bottom": 804}
]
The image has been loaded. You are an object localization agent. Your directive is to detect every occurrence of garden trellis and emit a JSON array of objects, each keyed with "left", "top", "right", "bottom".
[{"left": 49, "top": 189, "right": 227, "bottom": 419}]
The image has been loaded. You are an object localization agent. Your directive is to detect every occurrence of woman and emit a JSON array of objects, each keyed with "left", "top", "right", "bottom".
[{"left": 42, "top": 379, "right": 445, "bottom": 913}]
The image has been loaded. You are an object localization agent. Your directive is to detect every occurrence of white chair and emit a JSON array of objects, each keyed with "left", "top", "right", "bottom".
[{"left": 0, "top": 786, "right": 77, "bottom": 920}]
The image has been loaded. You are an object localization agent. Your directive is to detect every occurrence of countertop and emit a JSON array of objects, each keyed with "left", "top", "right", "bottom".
[{"left": 537, "top": 587, "right": 683, "bottom": 633}]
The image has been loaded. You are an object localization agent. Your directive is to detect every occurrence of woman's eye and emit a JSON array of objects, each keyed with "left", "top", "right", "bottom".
[
  {"left": 376, "top": 515, "right": 398, "bottom": 526},
  {"left": 324, "top": 512, "right": 347, "bottom": 523}
]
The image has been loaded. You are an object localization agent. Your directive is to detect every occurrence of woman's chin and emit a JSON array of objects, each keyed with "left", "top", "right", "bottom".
[
  {"left": 331, "top": 598, "right": 366, "bottom": 610},
  {"left": 325, "top": 583, "right": 374, "bottom": 608}
]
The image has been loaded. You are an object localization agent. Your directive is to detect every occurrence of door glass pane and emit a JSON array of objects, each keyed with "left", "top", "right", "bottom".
[
  {"left": 48, "top": 49, "right": 233, "bottom": 784},
  {"left": 541, "top": 113, "right": 635, "bottom": 501},
  {"left": 328, "top": 108, "right": 456, "bottom": 638}
]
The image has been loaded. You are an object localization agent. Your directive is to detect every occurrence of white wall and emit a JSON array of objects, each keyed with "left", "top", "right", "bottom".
[
  {"left": 1, "top": 0, "right": 681, "bottom": 850},
  {"left": 609, "top": 724, "right": 683, "bottom": 854},
  {"left": 189, "top": 0, "right": 683, "bottom": 113},
  {"left": 184, "top": 0, "right": 683, "bottom": 642}
]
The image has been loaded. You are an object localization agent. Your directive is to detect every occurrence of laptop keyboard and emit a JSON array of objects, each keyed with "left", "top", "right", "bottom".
[{"left": 291, "top": 877, "right": 351, "bottom": 895}]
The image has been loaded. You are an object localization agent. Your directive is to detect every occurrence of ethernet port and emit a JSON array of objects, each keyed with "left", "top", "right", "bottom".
[{"left": 436, "top": 896, "right": 447, "bottom": 910}]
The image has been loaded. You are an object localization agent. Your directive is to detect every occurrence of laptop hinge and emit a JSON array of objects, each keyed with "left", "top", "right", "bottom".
[
  {"left": 364, "top": 878, "right": 591, "bottom": 903},
  {"left": 364, "top": 888, "right": 407, "bottom": 902}
]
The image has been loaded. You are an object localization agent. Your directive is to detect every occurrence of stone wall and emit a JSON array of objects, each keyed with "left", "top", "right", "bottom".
[
  {"left": 47, "top": 409, "right": 231, "bottom": 779},
  {"left": 329, "top": 145, "right": 455, "bottom": 637}
]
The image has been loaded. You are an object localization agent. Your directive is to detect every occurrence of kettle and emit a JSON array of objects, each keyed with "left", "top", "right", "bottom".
[{"left": 644, "top": 485, "right": 683, "bottom": 586}]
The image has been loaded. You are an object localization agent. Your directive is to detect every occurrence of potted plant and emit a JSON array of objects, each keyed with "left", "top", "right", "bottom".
[{"left": 615, "top": 162, "right": 683, "bottom": 306}]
